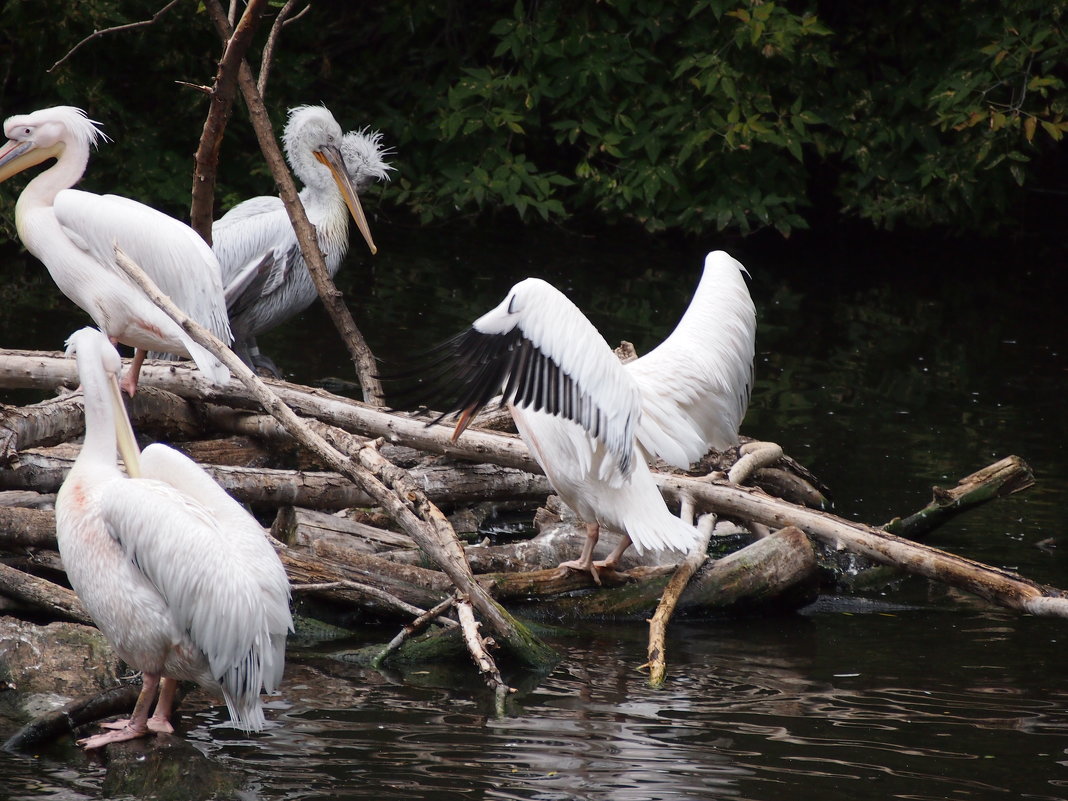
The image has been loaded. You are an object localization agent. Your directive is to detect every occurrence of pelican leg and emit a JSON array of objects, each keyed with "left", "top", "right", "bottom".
[
  {"left": 146, "top": 677, "right": 179, "bottom": 733},
  {"left": 557, "top": 522, "right": 603, "bottom": 585},
  {"left": 593, "top": 534, "right": 633, "bottom": 572},
  {"left": 119, "top": 348, "right": 148, "bottom": 397},
  {"left": 78, "top": 673, "right": 160, "bottom": 749}
]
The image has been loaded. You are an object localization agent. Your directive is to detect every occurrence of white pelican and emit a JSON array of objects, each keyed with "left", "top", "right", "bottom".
[
  {"left": 408, "top": 277, "right": 703, "bottom": 579},
  {"left": 0, "top": 106, "right": 231, "bottom": 395},
  {"left": 55, "top": 327, "right": 292, "bottom": 749},
  {"left": 214, "top": 105, "right": 391, "bottom": 375}
]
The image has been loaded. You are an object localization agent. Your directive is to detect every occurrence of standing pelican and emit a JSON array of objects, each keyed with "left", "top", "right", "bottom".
[
  {"left": 0, "top": 106, "right": 231, "bottom": 395},
  {"left": 401, "top": 278, "right": 702, "bottom": 579},
  {"left": 627, "top": 250, "right": 756, "bottom": 468},
  {"left": 56, "top": 327, "right": 292, "bottom": 749},
  {"left": 214, "top": 105, "right": 391, "bottom": 375}
]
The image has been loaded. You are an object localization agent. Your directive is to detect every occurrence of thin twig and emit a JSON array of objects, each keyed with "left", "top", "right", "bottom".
[
  {"left": 374, "top": 596, "right": 459, "bottom": 668},
  {"left": 258, "top": 0, "right": 306, "bottom": 99},
  {"left": 49, "top": 0, "right": 183, "bottom": 73},
  {"left": 291, "top": 580, "right": 440, "bottom": 621},
  {"left": 643, "top": 513, "right": 716, "bottom": 688}
]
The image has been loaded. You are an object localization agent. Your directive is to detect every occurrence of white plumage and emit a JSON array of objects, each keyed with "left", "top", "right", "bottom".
[
  {"left": 0, "top": 106, "right": 231, "bottom": 395},
  {"left": 213, "top": 105, "right": 391, "bottom": 374},
  {"left": 56, "top": 327, "right": 292, "bottom": 749},
  {"left": 628, "top": 250, "right": 756, "bottom": 467},
  {"left": 407, "top": 253, "right": 757, "bottom": 576},
  {"left": 411, "top": 277, "right": 700, "bottom": 576}
]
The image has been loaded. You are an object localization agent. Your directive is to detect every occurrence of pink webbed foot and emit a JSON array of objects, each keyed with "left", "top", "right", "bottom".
[
  {"left": 556, "top": 558, "right": 602, "bottom": 586},
  {"left": 99, "top": 716, "right": 173, "bottom": 734},
  {"left": 78, "top": 721, "right": 151, "bottom": 749}
]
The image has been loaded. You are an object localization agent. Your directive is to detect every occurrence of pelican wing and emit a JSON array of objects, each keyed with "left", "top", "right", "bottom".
[
  {"left": 53, "top": 189, "right": 231, "bottom": 342},
  {"left": 401, "top": 277, "right": 642, "bottom": 477},
  {"left": 139, "top": 443, "right": 292, "bottom": 693},
  {"left": 212, "top": 196, "right": 296, "bottom": 292},
  {"left": 626, "top": 251, "right": 756, "bottom": 467}
]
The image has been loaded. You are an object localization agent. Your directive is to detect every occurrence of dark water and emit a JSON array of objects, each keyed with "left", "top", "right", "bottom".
[{"left": 1, "top": 222, "right": 1066, "bottom": 800}]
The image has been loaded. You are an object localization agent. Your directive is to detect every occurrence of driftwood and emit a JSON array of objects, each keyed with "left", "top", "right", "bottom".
[
  {"left": 645, "top": 514, "right": 716, "bottom": 688},
  {"left": 882, "top": 456, "right": 1036, "bottom": 539},
  {"left": 1, "top": 445, "right": 550, "bottom": 510},
  {"left": 0, "top": 562, "right": 91, "bottom": 624},
  {"left": 0, "top": 332, "right": 1055, "bottom": 705}
]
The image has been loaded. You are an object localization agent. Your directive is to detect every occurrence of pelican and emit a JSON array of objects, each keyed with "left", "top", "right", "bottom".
[
  {"left": 55, "top": 327, "right": 292, "bottom": 749},
  {"left": 214, "top": 105, "right": 391, "bottom": 375},
  {"left": 0, "top": 106, "right": 231, "bottom": 395},
  {"left": 402, "top": 277, "right": 704, "bottom": 579}
]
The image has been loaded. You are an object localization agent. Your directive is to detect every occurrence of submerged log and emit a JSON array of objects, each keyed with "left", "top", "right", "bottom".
[
  {"left": 656, "top": 474, "right": 1067, "bottom": 618},
  {"left": 882, "top": 456, "right": 1035, "bottom": 539}
]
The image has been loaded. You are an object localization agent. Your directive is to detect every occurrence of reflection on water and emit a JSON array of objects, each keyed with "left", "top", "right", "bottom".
[
  {"left": 7, "top": 608, "right": 1066, "bottom": 801},
  {"left": 0, "top": 224, "right": 1065, "bottom": 800}
]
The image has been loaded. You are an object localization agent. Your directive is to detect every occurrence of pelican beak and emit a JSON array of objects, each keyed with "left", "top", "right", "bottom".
[
  {"left": 108, "top": 371, "right": 142, "bottom": 478},
  {"left": 0, "top": 140, "right": 63, "bottom": 183},
  {"left": 451, "top": 405, "right": 478, "bottom": 442},
  {"left": 314, "top": 145, "right": 378, "bottom": 255}
]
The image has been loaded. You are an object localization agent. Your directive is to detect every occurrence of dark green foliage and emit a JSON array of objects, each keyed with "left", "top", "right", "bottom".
[{"left": 0, "top": 1, "right": 1064, "bottom": 238}]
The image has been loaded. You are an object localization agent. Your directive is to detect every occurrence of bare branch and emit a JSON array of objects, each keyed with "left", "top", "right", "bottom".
[
  {"left": 189, "top": 0, "right": 269, "bottom": 242},
  {"left": 292, "top": 580, "right": 435, "bottom": 621},
  {"left": 644, "top": 513, "right": 715, "bottom": 688},
  {"left": 49, "top": 0, "right": 184, "bottom": 73},
  {"left": 258, "top": 0, "right": 308, "bottom": 100}
]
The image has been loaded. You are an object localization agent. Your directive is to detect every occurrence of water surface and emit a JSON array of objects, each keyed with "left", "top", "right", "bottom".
[{"left": 0, "top": 223, "right": 1065, "bottom": 800}]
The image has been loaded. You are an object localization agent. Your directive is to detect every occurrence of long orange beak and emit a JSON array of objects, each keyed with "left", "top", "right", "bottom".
[{"left": 314, "top": 145, "right": 377, "bottom": 255}]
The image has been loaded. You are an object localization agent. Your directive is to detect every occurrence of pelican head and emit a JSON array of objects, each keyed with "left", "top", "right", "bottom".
[
  {"left": 65, "top": 327, "right": 142, "bottom": 477},
  {"left": 283, "top": 105, "right": 379, "bottom": 256},
  {"left": 341, "top": 128, "right": 393, "bottom": 192},
  {"left": 0, "top": 106, "right": 106, "bottom": 183}
]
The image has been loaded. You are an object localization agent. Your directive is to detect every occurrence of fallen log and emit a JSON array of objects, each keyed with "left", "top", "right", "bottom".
[
  {"left": 0, "top": 506, "right": 56, "bottom": 548},
  {"left": 0, "top": 347, "right": 1052, "bottom": 619},
  {"left": 508, "top": 525, "right": 819, "bottom": 618},
  {"left": 656, "top": 474, "right": 1067, "bottom": 618},
  {"left": 0, "top": 447, "right": 549, "bottom": 510},
  {"left": 0, "top": 562, "right": 91, "bottom": 624}
]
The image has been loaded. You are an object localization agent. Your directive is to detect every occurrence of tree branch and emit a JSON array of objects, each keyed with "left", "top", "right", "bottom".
[
  {"left": 48, "top": 0, "right": 183, "bottom": 73},
  {"left": 189, "top": 0, "right": 269, "bottom": 242},
  {"left": 258, "top": 0, "right": 308, "bottom": 99}
]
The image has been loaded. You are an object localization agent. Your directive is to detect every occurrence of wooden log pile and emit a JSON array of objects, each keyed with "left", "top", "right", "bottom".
[{"left": 0, "top": 342, "right": 1057, "bottom": 690}]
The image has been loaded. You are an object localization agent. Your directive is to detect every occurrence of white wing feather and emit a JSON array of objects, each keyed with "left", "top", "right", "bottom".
[
  {"left": 474, "top": 277, "right": 642, "bottom": 478},
  {"left": 213, "top": 196, "right": 295, "bottom": 292},
  {"left": 627, "top": 251, "right": 756, "bottom": 467},
  {"left": 53, "top": 189, "right": 231, "bottom": 342},
  {"left": 140, "top": 444, "right": 292, "bottom": 695}
]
